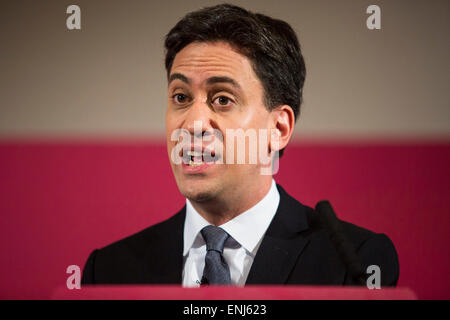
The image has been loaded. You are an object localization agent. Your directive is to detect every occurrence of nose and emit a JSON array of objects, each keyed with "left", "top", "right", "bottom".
[{"left": 183, "top": 99, "right": 215, "bottom": 140}]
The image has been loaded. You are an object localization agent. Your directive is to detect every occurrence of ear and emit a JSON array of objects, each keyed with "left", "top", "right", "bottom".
[{"left": 269, "top": 105, "right": 295, "bottom": 153}]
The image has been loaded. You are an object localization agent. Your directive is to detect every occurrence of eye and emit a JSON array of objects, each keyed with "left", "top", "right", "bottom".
[
  {"left": 212, "top": 95, "right": 233, "bottom": 107},
  {"left": 172, "top": 93, "right": 189, "bottom": 105}
]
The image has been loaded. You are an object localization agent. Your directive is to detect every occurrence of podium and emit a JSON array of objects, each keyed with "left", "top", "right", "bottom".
[{"left": 52, "top": 285, "right": 417, "bottom": 300}]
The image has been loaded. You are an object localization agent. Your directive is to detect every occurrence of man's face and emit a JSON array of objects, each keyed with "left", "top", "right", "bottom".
[{"left": 166, "top": 41, "right": 273, "bottom": 203}]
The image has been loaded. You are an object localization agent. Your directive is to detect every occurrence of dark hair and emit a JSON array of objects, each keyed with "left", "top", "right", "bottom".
[{"left": 164, "top": 3, "right": 306, "bottom": 156}]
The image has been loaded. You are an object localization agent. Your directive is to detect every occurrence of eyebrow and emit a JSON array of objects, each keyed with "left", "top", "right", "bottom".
[
  {"left": 206, "top": 76, "right": 241, "bottom": 90},
  {"left": 168, "top": 73, "right": 241, "bottom": 90},
  {"left": 168, "top": 73, "right": 190, "bottom": 85}
]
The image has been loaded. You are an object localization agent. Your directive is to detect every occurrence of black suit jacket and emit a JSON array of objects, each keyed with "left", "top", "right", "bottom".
[{"left": 81, "top": 185, "right": 399, "bottom": 286}]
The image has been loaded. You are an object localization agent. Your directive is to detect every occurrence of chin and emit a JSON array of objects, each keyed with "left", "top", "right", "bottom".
[{"left": 178, "top": 182, "right": 217, "bottom": 203}]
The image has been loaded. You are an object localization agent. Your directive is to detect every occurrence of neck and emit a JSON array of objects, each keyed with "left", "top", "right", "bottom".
[{"left": 190, "top": 178, "right": 273, "bottom": 226}]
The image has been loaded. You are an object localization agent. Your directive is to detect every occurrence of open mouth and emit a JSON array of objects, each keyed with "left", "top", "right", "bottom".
[{"left": 182, "top": 149, "right": 219, "bottom": 167}]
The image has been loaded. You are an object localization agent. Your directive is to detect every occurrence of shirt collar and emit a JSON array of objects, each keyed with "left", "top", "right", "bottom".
[{"left": 183, "top": 179, "right": 280, "bottom": 256}]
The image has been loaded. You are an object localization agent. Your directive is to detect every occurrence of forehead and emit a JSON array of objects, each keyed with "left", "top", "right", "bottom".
[{"left": 170, "top": 41, "right": 260, "bottom": 86}]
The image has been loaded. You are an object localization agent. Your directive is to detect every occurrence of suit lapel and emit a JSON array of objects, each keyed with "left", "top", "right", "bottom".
[
  {"left": 246, "top": 185, "right": 311, "bottom": 284},
  {"left": 245, "top": 234, "right": 309, "bottom": 284}
]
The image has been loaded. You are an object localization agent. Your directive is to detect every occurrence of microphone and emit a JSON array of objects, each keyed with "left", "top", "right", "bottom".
[{"left": 315, "top": 200, "right": 367, "bottom": 286}]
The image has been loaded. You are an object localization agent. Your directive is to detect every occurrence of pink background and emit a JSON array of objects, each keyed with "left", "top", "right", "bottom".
[{"left": 1, "top": 140, "right": 449, "bottom": 299}]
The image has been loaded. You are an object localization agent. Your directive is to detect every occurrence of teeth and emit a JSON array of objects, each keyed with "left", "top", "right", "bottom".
[
  {"left": 189, "top": 160, "right": 204, "bottom": 166},
  {"left": 186, "top": 150, "right": 204, "bottom": 166},
  {"left": 187, "top": 150, "right": 203, "bottom": 157}
]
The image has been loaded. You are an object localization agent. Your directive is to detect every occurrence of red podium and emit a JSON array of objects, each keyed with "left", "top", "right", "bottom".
[{"left": 52, "top": 285, "right": 417, "bottom": 300}]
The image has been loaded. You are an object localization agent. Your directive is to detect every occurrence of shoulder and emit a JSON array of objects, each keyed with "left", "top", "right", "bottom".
[
  {"left": 100, "top": 208, "right": 185, "bottom": 256},
  {"left": 81, "top": 208, "right": 185, "bottom": 284},
  {"left": 277, "top": 184, "right": 379, "bottom": 246},
  {"left": 280, "top": 184, "right": 396, "bottom": 253},
  {"left": 278, "top": 185, "right": 399, "bottom": 285},
  {"left": 306, "top": 207, "right": 379, "bottom": 248}
]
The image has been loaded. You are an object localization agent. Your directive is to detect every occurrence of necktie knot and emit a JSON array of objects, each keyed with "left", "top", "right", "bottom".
[{"left": 201, "top": 225, "right": 229, "bottom": 254}]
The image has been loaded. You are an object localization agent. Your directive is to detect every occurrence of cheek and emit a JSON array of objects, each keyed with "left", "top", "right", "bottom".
[
  {"left": 238, "top": 105, "right": 270, "bottom": 129},
  {"left": 165, "top": 109, "right": 173, "bottom": 129},
  {"left": 165, "top": 111, "right": 179, "bottom": 139},
  {"left": 165, "top": 121, "right": 177, "bottom": 156}
]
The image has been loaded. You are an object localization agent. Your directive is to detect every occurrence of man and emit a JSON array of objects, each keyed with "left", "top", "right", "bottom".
[{"left": 82, "top": 4, "right": 399, "bottom": 287}]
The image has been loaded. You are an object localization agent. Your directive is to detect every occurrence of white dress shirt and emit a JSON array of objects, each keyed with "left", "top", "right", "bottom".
[{"left": 182, "top": 179, "right": 280, "bottom": 287}]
